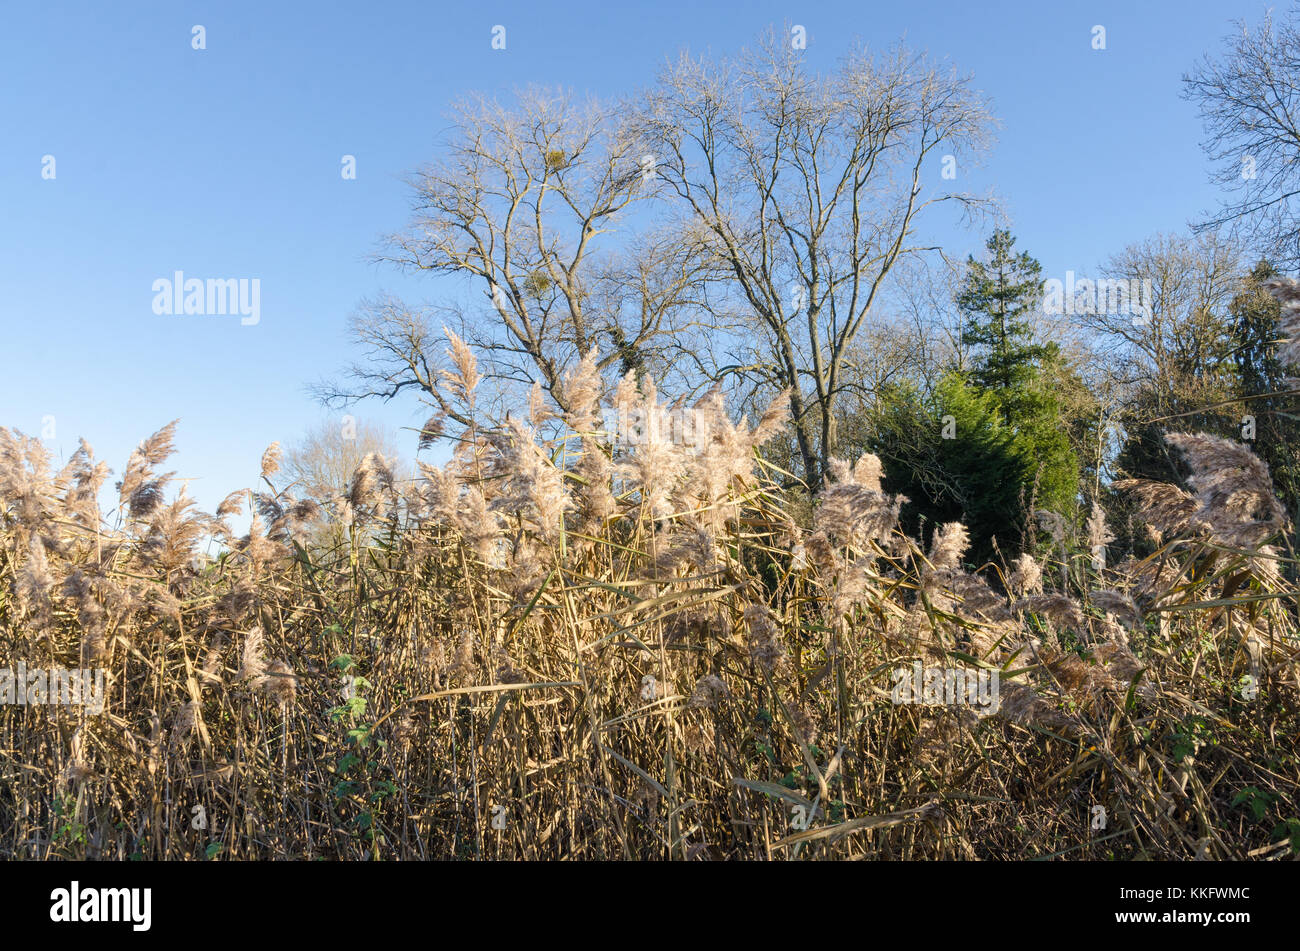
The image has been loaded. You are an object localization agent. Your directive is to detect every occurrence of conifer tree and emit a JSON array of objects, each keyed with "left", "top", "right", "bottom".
[{"left": 955, "top": 231, "right": 1080, "bottom": 537}]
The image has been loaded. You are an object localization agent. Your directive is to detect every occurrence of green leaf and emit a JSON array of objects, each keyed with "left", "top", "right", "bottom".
[{"left": 1271, "top": 819, "right": 1300, "bottom": 854}]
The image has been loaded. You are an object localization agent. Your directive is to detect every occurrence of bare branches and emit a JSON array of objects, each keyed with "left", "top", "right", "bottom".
[
  {"left": 322, "top": 38, "right": 995, "bottom": 486},
  {"left": 1184, "top": 10, "right": 1300, "bottom": 268},
  {"left": 632, "top": 32, "right": 996, "bottom": 486},
  {"left": 369, "top": 87, "right": 706, "bottom": 412},
  {"left": 1088, "top": 232, "right": 1243, "bottom": 412}
]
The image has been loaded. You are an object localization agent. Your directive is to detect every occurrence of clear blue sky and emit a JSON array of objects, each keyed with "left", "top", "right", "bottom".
[{"left": 0, "top": 0, "right": 1272, "bottom": 516}]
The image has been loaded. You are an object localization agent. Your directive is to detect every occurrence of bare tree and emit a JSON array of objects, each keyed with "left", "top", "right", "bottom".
[
  {"left": 281, "top": 417, "right": 406, "bottom": 505},
  {"left": 318, "top": 88, "right": 718, "bottom": 424},
  {"left": 633, "top": 31, "right": 996, "bottom": 488},
  {"left": 887, "top": 253, "right": 970, "bottom": 392},
  {"left": 276, "top": 417, "right": 407, "bottom": 551},
  {"left": 1087, "top": 232, "right": 1243, "bottom": 414},
  {"left": 1077, "top": 232, "right": 1244, "bottom": 488},
  {"left": 1184, "top": 9, "right": 1300, "bottom": 269}
]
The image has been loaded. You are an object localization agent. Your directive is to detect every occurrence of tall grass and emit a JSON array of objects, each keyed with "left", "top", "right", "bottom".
[{"left": 2, "top": 335, "right": 1298, "bottom": 861}]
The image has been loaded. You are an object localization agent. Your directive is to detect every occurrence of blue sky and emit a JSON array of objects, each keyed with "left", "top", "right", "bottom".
[{"left": 0, "top": 0, "right": 1273, "bottom": 517}]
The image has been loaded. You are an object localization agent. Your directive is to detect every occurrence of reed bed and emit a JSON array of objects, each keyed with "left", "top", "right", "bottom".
[{"left": 2, "top": 327, "right": 1299, "bottom": 861}]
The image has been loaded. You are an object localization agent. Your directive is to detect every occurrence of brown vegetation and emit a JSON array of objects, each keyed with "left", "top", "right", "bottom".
[{"left": 2, "top": 330, "right": 1299, "bottom": 860}]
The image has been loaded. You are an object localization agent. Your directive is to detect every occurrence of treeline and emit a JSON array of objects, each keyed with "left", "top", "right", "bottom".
[
  {"left": 806, "top": 231, "right": 1300, "bottom": 570},
  {"left": 302, "top": 17, "right": 1300, "bottom": 579}
]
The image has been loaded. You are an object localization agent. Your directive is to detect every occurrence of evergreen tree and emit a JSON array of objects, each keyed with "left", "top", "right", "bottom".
[
  {"left": 955, "top": 231, "right": 1081, "bottom": 534},
  {"left": 1231, "top": 261, "right": 1300, "bottom": 522},
  {"left": 869, "top": 374, "right": 1031, "bottom": 566},
  {"left": 958, "top": 230, "right": 1057, "bottom": 415}
]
